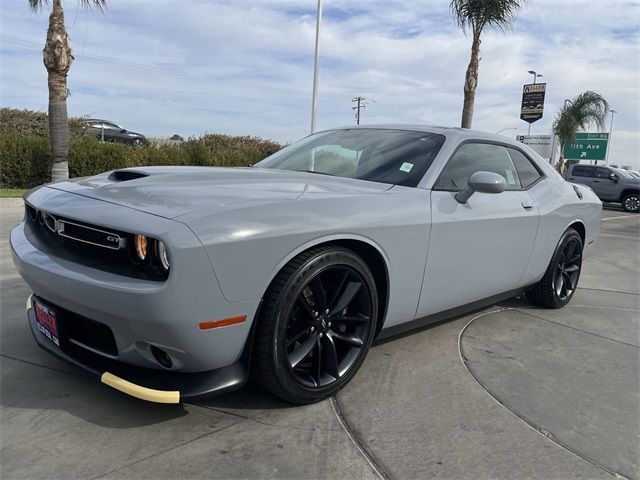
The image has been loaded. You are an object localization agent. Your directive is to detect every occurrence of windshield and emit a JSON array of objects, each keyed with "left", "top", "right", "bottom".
[{"left": 256, "top": 129, "right": 445, "bottom": 187}]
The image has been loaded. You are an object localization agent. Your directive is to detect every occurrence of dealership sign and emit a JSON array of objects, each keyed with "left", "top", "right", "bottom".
[
  {"left": 563, "top": 133, "right": 609, "bottom": 161},
  {"left": 520, "top": 83, "right": 547, "bottom": 124},
  {"left": 517, "top": 135, "right": 552, "bottom": 158}
]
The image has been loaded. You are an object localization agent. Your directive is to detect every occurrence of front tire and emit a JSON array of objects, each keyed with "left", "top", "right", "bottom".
[
  {"left": 621, "top": 193, "right": 640, "bottom": 213},
  {"left": 527, "top": 228, "right": 583, "bottom": 308},
  {"left": 252, "top": 246, "right": 378, "bottom": 404}
]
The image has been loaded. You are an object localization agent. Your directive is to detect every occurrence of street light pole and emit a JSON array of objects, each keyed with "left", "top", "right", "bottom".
[
  {"left": 605, "top": 109, "right": 618, "bottom": 166},
  {"left": 526, "top": 70, "right": 543, "bottom": 135},
  {"left": 310, "top": 0, "right": 323, "bottom": 134}
]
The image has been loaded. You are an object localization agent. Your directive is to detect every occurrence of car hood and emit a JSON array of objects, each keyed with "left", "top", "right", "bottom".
[{"left": 45, "top": 166, "right": 392, "bottom": 219}]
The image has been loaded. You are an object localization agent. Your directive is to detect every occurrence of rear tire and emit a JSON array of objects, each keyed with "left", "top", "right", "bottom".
[
  {"left": 252, "top": 246, "right": 377, "bottom": 404},
  {"left": 621, "top": 193, "right": 640, "bottom": 213},
  {"left": 527, "top": 228, "right": 583, "bottom": 309}
]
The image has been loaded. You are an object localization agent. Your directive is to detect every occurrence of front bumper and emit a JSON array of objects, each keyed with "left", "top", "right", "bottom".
[
  {"left": 26, "top": 296, "right": 250, "bottom": 403},
  {"left": 11, "top": 188, "right": 262, "bottom": 395}
]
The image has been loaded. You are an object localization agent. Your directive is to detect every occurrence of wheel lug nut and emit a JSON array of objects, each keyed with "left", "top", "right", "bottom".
[
  {"left": 319, "top": 333, "right": 323, "bottom": 338},
  {"left": 328, "top": 322, "right": 332, "bottom": 327},
  {"left": 325, "top": 309, "right": 330, "bottom": 314},
  {"left": 310, "top": 326, "right": 315, "bottom": 332},
  {"left": 314, "top": 311, "right": 319, "bottom": 317}
]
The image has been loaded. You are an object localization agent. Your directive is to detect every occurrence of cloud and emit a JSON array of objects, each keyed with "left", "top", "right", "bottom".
[{"left": 0, "top": 0, "right": 638, "bottom": 167}]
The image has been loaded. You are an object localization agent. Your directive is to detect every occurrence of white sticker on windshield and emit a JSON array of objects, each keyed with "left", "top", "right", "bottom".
[{"left": 400, "top": 162, "right": 414, "bottom": 173}]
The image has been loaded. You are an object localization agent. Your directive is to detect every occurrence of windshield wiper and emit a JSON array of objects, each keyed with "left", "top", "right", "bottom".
[{"left": 295, "top": 170, "right": 335, "bottom": 177}]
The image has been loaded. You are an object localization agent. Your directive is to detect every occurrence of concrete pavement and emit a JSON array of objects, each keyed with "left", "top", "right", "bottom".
[{"left": 1, "top": 200, "right": 638, "bottom": 479}]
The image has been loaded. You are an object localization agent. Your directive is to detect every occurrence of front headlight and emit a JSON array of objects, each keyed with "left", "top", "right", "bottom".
[
  {"left": 154, "top": 240, "right": 170, "bottom": 272},
  {"left": 134, "top": 234, "right": 148, "bottom": 262},
  {"left": 128, "top": 234, "right": 170, "bottom": 277}
]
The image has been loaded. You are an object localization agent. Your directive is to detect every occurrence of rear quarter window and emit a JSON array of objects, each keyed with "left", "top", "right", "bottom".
[{"left": 571, "top": 166, "right": 594, "bottom": 177}]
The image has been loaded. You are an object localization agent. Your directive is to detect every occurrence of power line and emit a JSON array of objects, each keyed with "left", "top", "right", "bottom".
[{"left": 0, "top": 34, "right": 307, "bottom": 98}]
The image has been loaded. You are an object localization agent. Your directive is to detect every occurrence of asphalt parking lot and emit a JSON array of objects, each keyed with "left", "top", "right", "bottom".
[{"left": 1, "top": 199, "right": 638, "bottom": 480}]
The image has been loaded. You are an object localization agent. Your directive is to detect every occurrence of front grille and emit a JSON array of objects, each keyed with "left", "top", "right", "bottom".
[
  {"left": 58, "top": 219, "right": 123, "bottom": 250},
  {"left": 36, "top": 297, "right": 119, "bottom": 357},
  {"left": 24, "top": 204, "right": 167, "bottom": 282}
]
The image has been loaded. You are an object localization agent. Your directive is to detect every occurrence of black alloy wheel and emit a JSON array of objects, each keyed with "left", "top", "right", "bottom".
[
  {"left": 552, "top": 236, "right": 582, "bottom": 301},
  {"left": 253, "top": 247, "right": 378, "bottom": 404},
  {"left": 527, "top": 228, "right": 583, "bottom": 308},
  {"left": 285, "top": 264, "right": 372, "bottom": 388}
]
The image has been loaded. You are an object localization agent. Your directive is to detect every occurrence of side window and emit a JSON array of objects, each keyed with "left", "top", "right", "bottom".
[
  {"left": 596, "top": 168, "right": 611, "bottom": 179},
  {"left": 508, "top": 148, "right": 543, "bottom": 188},
  {"left": 572, "top": 166, "right": 593, "bottom": 177},
  {"left": 435, "top": 143, "right": 521, "bottom": 191}
]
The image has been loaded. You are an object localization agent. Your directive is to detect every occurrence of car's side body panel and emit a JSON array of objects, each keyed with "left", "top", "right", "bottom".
[
  {"left": 524, "top": 177, "right": 601, "bottom": 284},
  {"left": 184, "top": 185, "right": 432, "bottom": 329},
  {"left": 417, "top": 189, "right": 540, "bottom": 317}
]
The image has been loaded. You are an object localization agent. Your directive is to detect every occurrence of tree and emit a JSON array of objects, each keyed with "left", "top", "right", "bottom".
[
  {"left": 553, "top": 91, "right": 609, "bottom": 171},
  {"left": 28, "top": 0, "right": 107, "bottom": 182},
  {"left": 450, "top": 0, "right": 526, "bottom": 128}
]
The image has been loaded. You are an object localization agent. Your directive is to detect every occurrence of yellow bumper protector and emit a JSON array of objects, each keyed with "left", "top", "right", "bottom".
[
  {"left": 101, "top": 372, "right": 180, "bottom": 404},
  {"left": 27, "top": 296, "right": 179, "bottom": 404}
]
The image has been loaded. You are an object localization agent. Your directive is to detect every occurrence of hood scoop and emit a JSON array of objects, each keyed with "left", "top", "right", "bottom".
[{"left": 108, "top": 170, "right": 150, "bottom": 182}]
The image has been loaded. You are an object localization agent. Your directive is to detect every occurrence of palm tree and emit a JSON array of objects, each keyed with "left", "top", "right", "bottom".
[
  {"left": 553, "top": 91, "right": 609, "bottom": 170},
  {"left": 450, "top": 0, "right": 526, "bottom": 129},
  {"left": 28, "top": 0, "right": 106, "bottom": 182}
]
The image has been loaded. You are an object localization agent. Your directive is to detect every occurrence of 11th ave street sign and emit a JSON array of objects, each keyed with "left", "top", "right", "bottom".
[{"left": 563, "top": 133, "right": 609, "bottom": 161}]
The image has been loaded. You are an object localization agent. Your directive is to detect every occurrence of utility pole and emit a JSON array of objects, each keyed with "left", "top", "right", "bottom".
[
  {"left": 352, "top": 96, "right": 366, "bottom": 125},
  {"left": 605, "top": 109, "right": 618, "bottom": 165},
  {"left": 310, "top": 0, "right": 323, "bottom": 134},
  {"left": 526, "top": 70, "right": 543, "bottom": 135}
]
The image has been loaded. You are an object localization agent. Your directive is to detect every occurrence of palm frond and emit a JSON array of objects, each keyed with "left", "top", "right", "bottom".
[
  {"left": 553, "top": 91, "right": 609, "bottom": 146},
  {"left": 78, "top": 0, "right": 107, "bottom": 12},
  {"left": 450, "top": 0, "right": 527, "bottom": 34},
  {"left": 28, "top": 0, "right": 48, "bottom": 12},
  {"left": 28, "top": 0, "right": 107, "bottom": 13}
]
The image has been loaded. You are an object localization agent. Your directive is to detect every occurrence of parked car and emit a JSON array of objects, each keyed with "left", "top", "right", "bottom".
[
  {"left": 11, "top": 126, "right": 601, "bottom": 405},
  {"left": 84, "top": 119, "right": 147, "bottom": 146},
  {"left": 566, "top": 163, "right": 640, "bottom": 213}
]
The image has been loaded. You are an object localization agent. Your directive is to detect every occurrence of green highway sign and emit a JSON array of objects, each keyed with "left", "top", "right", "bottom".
[{"left": 563, "top": 133, "right": 609, "bottom": 161}]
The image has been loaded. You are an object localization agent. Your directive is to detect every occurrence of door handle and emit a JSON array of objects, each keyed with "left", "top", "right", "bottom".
[
  {"left": 522, "top": 201, "right": 535, "bottom": 209},
  {"left": 593, "top": 180, "right": 600, "bottom": 183}
]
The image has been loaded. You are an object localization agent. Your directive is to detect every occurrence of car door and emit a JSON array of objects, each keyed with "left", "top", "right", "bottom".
[
  {"left": 101, "top": 122, "right": 123, "bottom": 142},
  {"left": 594, "top": 167, "right": 619, "bottom": 201},
  {"left": 416, "top": 142, "right": 540, "bottom": 317},
  {"left": 567, "top": 165, "right": 598, "bottom": 193}
]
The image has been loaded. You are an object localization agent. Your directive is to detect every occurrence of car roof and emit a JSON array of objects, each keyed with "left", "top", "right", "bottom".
[
  {"left": 317, "top": 124, "right": 520, "bottom": 144},
  {"left": 85, "top": 119, "right": 120, "bottom": 125}
]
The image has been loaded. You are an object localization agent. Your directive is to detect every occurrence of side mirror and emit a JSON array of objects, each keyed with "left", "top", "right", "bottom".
[
  {"left": 120, "top": 128, "right": 127, "bottom": 133},
  {"left": 609, "top": 173, "right": 619, "bottom": 183},
  {"left": 455, "top": 171, "right": 507, "bottom": 204}
]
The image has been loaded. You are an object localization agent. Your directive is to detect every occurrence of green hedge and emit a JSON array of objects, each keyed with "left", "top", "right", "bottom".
[{"left": 0, "top": 108, "right": 284, "bottom": 188}]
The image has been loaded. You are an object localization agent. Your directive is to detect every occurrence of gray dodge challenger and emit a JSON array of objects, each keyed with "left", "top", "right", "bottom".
[{"left": 10, "top": 126, "right": 602, "bottom": 404}]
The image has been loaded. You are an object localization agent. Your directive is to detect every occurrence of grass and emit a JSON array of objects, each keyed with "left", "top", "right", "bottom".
[{"left": 0, "top": 189, "right": 27, "bottom": 198}]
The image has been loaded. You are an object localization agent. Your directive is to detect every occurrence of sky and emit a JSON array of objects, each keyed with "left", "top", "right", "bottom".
[{"left": 1, "top": 0, "right": 639, "bottom": 168}]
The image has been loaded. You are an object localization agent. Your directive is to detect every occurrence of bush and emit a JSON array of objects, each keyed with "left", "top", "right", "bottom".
[
  {"left": 0, "top": 133, "right": 51, "bottom": 188},
  {"left": 0, "top": 107, "right": 88, "bottom": 138},
  {"left": 0, "top": 108, "right": 284, "bottom": 188}
]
